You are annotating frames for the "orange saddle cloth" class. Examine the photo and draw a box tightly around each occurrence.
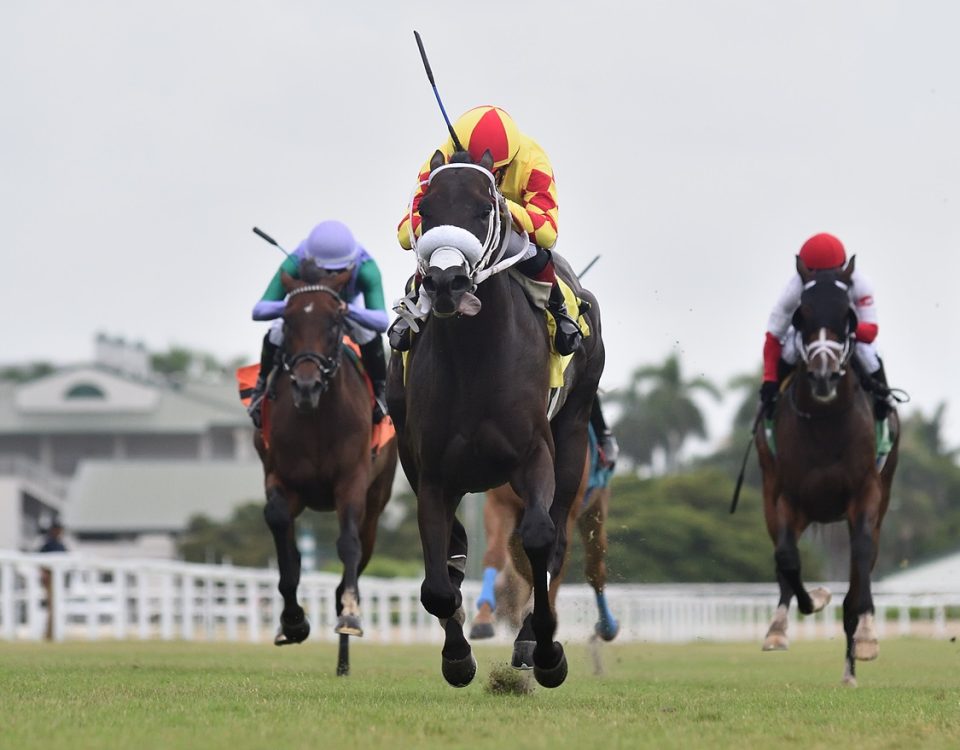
[236,337,395,454]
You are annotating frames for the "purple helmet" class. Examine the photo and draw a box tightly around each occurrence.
[302,220,359,269]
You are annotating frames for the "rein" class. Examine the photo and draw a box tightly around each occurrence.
[282,284,346,387]
[406,163,523,284]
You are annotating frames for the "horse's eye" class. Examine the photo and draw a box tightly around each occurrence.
[478,204,492,219]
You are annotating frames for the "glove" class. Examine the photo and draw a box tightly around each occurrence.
[759,380,779,418]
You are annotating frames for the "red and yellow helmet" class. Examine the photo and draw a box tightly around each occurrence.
[799,232,846,270]
[451,105,521,169]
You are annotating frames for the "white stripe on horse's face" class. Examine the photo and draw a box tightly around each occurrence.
[304,302,314,314]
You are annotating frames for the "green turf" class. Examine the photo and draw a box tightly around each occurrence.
[1,638,958,749]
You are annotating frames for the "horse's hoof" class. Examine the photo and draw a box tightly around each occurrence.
[335,615,363,637]
[854,614,879,660]
[595,618,620,642]
[470,621,495,640]
[533,643,568,689]
[854,638,879,661]
[809,586,832,613]
[762,634,789,651]
[441,651,477,688]
[274,614,310,646]
[841,674,858,687]
[511,640,536,671]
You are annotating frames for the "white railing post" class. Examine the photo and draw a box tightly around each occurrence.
[0,561,13,640]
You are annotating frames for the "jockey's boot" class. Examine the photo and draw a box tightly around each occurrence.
[387,316,412,352]
[869,361,892,421]
[359,339,388,423]
[590,397,619,469]
[548,284,583,356]
[248,334,279,430]
[517,246,582,356]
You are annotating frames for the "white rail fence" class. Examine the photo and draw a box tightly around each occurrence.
[2,551,958,644]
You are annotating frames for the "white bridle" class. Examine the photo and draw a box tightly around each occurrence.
[406,163,526,284]
[798,327,854,374]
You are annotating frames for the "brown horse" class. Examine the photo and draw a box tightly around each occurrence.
[387,150,605,688]
[756,255,899,686]
[470,432,619,644]
[255,259,398,676]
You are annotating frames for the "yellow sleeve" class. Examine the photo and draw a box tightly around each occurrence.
[504,144,559,249]
[396,142,456,249]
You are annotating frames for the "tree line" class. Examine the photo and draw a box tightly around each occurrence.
[173,352,960,582]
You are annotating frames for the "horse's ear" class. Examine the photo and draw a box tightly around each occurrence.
[281,271,296,293]
[840,254,856,285]
[479,149,495,173]
[796,254,815,284]
[430,150,446,172]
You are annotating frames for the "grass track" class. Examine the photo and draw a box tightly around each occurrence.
[1,638,959,749]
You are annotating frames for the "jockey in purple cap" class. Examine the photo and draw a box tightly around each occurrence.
[247,220,389,426]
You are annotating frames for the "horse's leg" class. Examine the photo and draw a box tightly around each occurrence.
[579,487,619,641]
[470,489,515,640]
[771,496,829,617]
[263,481,309,645]
[417,482,475,687]
[842,481,883,686]
[334,474,368,639]
[511,439,566,688]
[761,481,794,650]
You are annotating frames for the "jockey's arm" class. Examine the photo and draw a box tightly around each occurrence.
[850,269,878,343]
[397,144,456,249]
[762,275,803,381]
[347,258,389,333]
[252,254,299,321]
[504,154,559,250]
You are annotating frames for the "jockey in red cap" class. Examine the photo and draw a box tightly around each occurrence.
[759,232,891,421]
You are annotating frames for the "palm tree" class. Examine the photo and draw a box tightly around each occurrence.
[609,354,722,473]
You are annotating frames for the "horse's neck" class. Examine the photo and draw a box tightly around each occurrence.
[428,273,517,348]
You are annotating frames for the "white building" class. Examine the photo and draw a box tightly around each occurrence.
[0,340,262,556]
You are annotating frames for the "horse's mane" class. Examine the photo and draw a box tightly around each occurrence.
[449,150,473,164]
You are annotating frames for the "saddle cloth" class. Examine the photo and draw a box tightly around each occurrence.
[235,337,395,454]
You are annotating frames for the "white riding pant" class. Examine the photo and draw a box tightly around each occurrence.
[781,327,880,373]
[268,316,377,347]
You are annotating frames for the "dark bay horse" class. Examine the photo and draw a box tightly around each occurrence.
[387,150,604,688]
[755,255,899,686]
[470,437,619,644]
[255,260,398,676]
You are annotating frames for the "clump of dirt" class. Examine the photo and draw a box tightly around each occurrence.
[485,664,534,696]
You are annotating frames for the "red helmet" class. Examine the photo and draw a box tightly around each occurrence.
[451,106,521,169]
[798,233,846,270]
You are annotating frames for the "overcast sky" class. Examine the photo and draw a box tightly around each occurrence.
[3,1,959,444]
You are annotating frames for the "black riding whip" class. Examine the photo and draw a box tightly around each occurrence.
[729,403,764,514]
[252,226,292,258]
[413,30,465,152]
[578,254,601,279]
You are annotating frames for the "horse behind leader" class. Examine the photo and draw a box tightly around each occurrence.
[470,428,619,646]
[251,260,398,677]
[387,150,605,689]
[756,255,899,687]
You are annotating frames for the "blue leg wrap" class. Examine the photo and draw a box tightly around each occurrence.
[595,590,619,640]
[477,566,497,610]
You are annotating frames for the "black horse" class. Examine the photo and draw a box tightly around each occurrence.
[756,255,899,686]
[387,150,605,688]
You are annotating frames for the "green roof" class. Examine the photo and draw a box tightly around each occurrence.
[64,460,264,532]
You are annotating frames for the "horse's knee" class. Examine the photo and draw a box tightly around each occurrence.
[421,581,458,619]
[263,492,290,533]
[519,507,555,556]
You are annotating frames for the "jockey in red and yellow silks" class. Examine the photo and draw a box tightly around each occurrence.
[397,106,560,253]
[759,232,892,421]
[392,105,581,357]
